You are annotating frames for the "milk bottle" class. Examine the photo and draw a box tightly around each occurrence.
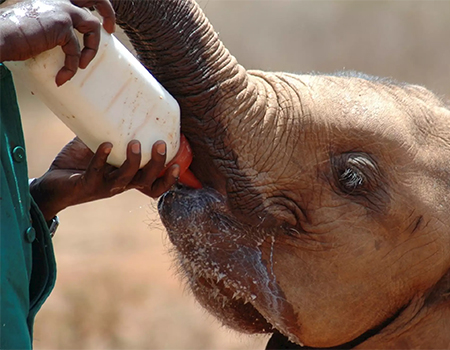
[5,28,180,169]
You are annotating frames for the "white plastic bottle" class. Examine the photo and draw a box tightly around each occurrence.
[4,28,180,168]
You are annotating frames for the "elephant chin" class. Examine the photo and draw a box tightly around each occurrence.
[158,185,302,346]
[159,185,415,349]
[182,267,275,335]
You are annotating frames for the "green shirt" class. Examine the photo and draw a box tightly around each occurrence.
[0,64,56,349]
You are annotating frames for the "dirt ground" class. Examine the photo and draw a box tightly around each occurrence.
[12,1,449,349]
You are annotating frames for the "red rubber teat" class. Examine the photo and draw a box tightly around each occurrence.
[159,134,202,189]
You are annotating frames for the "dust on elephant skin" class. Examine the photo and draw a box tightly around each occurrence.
[111,0,450,348]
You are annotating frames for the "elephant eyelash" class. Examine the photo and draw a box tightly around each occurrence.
[332,153,379,196]
[339,167,365,193]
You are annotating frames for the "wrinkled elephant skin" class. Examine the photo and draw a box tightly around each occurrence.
[110,0,450,348]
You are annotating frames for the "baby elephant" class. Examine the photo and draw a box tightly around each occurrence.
[111,0,450,348]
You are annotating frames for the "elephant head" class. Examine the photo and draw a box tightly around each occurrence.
[110,0,450,348]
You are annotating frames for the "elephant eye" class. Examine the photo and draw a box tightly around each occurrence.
[339,167,364,192]
[333,153,379,196]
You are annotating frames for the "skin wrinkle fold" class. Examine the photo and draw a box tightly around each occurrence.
[406,250,440,275]
[384,236,440,268]
[111,0,450,347]
[261,91,290,173]
[275,75,307,160]
[223,86,293,223]
[17,24,33,54]
[409,215,423,234]
[226,73,303,225]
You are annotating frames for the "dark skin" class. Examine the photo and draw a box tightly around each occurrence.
[1,0,179,221]
[0,0,116,85]
[31,139,180,221]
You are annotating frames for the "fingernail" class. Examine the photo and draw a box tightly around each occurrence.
[172,166,180,178]
[131,142,140,155]
[104,145,112,154]
[156,143,166,156]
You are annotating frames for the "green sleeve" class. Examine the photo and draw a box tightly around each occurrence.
[0,63,56,349]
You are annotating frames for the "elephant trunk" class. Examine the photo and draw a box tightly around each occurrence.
[110,0,253,190]
[110,0,304,226]
[110,0,244,123]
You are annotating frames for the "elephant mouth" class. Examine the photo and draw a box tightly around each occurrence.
[158,185,301,346]
[158,186,395,349]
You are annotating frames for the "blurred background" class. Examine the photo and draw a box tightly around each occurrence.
[12,1,449,349]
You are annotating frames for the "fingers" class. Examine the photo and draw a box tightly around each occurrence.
[70,7,101,69]
[82,141,143,198]
[83,140,178,200]
[55,28,80,86]
[130,141,167,187]
[57,1,115,85]
[130,141,179,198]
[1,1,113,83]
[84,141,113,182]
[92,0,116,33]
[71,0,116,33]
[54,6,98,85]
[145,164,179,198]
[106,140,142,193]
[56,5,103,84]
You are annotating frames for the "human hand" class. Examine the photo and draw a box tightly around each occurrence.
[30,138,179,221]
[70,0,115,34]
[0,0,115,85]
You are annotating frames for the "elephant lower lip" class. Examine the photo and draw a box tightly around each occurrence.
[266,332,303,350]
